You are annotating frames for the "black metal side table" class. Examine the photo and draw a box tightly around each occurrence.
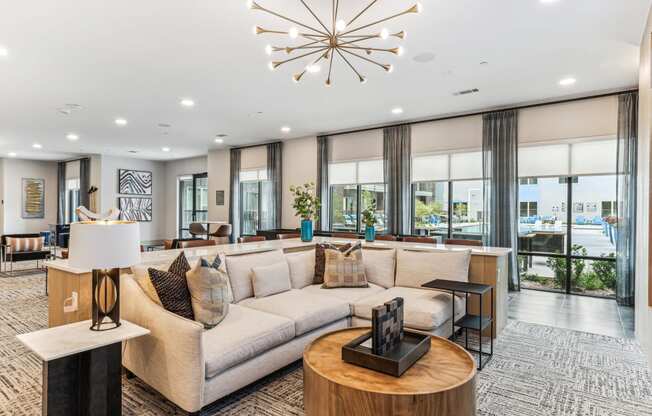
[422,279,494,370]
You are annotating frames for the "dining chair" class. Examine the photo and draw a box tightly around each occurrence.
[177,239,217,249]
[444,238,483,247]
[237,236,266,243]
[402,236,437,244]
[189,223,208,238]
[277,233,300,240]
[331,232,359,239]
[209,224,232,245]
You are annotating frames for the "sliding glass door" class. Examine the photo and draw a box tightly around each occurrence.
[178,173,208,238]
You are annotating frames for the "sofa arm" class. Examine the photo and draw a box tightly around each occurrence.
[121,274,206,413]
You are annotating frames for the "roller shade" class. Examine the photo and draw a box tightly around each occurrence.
[329,160,384,185]
[519,144,569,177]
[570,140,617,175]
[330,130,383,162]
[450,151,482,180]
[412,115,482,154]
[518,139,617,177]
[241,146,267,170]
[412,154,448,182]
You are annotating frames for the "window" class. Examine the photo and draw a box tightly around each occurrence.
[601,201,616,218]
[520,201,538,217]
[65,178,80,223]
[520,178,538,185]
[329,160,385,233]
[239,169,268,235]
[411,151,484,242]
[178,173,208,238]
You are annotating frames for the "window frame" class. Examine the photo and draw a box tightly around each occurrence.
[328,182,386,233]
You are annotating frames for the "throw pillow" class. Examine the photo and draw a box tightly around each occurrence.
[363,248,396,288]
[314,243,352,284]
[225,249,286,302]
[148,252,194,320]
[186,256,231,329]
[322,243,369,289]
[131,264,164,306]
[251,261,292,298]
[286,249,316,289]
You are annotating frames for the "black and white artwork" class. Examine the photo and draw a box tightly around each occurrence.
[119,169,152,195]
[119,197,152,222]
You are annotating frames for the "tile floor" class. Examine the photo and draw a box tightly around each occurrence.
[508,289,634,338]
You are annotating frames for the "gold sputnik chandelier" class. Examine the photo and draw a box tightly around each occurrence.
[246,0,422,86]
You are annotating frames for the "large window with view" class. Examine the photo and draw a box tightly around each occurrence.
[412,151,484,242]
[329,160,386,233]
[239,168,268,236]
[517,140,618,298]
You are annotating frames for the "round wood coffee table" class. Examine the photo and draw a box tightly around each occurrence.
[303,327,477,416]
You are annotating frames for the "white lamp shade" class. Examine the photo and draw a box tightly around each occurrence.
[68,221,141,269]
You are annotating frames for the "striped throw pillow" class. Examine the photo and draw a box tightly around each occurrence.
[322,243,369,289]
[6,237,44,252]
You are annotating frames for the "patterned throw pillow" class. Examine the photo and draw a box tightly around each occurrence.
[148,252,194,320]
[6,237,44,253]
[186,255,231,329]
[322,243,369,289]
[313,243,352,284]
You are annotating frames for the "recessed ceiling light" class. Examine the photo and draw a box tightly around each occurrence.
[559,77,576,86]
[32,143,42,149]
[214,138,224,144]
[0,46,8,57]
[162,147,171,152]
[8,152,16,157]
[391,107,404,115]
[66,133,79,141]
[540,0,560,3]
[158,123,172,128]
[413,52,435,63]
[281,126,291,133]
[115,118,128,126]
[180,98,195,107]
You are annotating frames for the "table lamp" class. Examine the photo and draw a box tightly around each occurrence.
[68,221,141,331]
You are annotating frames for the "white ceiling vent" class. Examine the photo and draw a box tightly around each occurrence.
[453,88,479,96]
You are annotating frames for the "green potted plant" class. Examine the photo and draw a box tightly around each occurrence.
[361,200,377,242]
[290,182,321,242]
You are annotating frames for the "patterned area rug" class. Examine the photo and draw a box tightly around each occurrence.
[2,270,652,415]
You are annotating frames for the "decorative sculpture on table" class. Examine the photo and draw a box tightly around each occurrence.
[371,297,404,355]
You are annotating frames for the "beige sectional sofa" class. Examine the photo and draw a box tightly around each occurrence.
[121,246,472,414]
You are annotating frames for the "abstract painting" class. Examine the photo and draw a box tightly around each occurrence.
[118,169,152,195]
[119,197,152,222]
[22,178,45,219]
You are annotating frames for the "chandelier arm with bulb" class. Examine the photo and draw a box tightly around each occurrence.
[247,0,421,85]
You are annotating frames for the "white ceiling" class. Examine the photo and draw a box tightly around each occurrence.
[0,0,648,161]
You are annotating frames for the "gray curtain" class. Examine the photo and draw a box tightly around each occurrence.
[383,125,412,235]
[229,149,241,242]
[316,136,330,231]
[56,161,66,224]
[616,92,638,306]
[79,158,91,209]
[263,142,283,230]
[482,110,519,291]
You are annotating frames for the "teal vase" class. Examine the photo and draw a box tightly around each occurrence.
[365,225,376,242]
[301,219,313,242]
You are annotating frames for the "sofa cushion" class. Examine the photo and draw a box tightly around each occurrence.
[239,289,350,336]
[251,261,292,298]
[301,283,386,304]
[363,248,396,288]
[225,250,286,302]
[186,258,230,329]
[203,304,295,378]
[285,250,315,289]
[395,249,471,289]
[322,243,368,289]
[6,236,44,252]
[353,286,465,331]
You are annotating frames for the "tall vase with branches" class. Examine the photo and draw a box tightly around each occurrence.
[290,183,321,242]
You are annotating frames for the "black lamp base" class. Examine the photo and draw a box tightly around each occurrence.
[90,268,121,331]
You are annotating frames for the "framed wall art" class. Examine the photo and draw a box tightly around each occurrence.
[118,169,152,195]
[119,197,152,222]
[22,178,45,219]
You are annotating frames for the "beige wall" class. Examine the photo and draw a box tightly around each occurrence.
[2,158,58,234]
[637,6,652,366]
[282,136,317,229]
[207,149,230,223]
